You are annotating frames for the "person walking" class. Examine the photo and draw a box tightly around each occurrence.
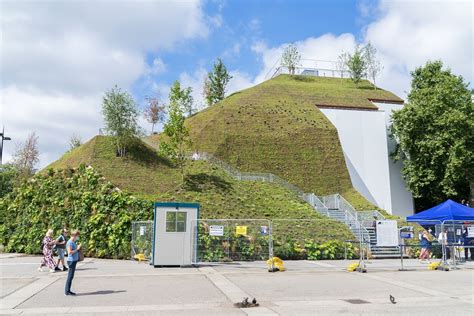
[38,229,58,273]
[419,230,432,262]
[65,230,81,296]
[55,228,68,271]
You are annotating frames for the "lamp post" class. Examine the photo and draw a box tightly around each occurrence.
[0,127,12,165]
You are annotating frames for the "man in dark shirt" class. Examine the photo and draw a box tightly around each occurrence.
[55,228,68,271]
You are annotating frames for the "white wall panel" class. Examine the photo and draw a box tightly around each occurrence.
[320,105,414,216]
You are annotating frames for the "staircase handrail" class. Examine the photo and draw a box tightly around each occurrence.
[194,152,370,243]
[195,152,305,197]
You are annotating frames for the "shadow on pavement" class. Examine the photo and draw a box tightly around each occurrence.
[76,290,126,296]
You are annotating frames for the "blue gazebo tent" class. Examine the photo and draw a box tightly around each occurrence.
[407,199,474,225]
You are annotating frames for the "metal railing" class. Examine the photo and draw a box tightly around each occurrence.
[195,152,305,197]
[194,153,370,244]
[263,59,354,80]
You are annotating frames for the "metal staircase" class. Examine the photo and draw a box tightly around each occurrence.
[190,152,401,258]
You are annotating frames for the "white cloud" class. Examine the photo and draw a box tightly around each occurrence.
[364,0,473,97]
[149,58,167,76]
[1,86,102,166]
[0,0,209,167]
[251,0,472,98]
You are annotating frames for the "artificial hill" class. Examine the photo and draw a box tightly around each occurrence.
[45,136,327,220]
[0,136,355,258]
[149,74,402,209]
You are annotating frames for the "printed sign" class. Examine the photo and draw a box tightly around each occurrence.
[260,226,268,235]
[209,225,224,236]
[468,226,474,238]
[400,231,414,239]
[235,226,247,236]
[140,226,146,236]
[376,220,399,246]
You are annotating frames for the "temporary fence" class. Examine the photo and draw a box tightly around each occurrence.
[271,218,366,263]
[190,219,272,264]
[131,221,154,261]
[190,218,368,264]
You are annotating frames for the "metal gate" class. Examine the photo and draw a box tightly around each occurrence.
[191,219,272,263]
[131,221,154,261]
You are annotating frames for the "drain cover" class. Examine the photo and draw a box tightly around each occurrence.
[343,299,370,304]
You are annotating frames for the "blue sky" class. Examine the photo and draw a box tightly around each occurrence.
[133,0,374,102]
[1,0,472,167]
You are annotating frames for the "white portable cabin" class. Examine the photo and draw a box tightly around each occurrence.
[152,202,199,267]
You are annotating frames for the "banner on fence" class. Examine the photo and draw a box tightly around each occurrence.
[236,226,247,236]
[466,226,474,238]
[376,220,398,246]
[209,225,224,236]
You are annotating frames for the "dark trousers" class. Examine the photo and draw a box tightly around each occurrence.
[465,247,474,260]
[65,260,77,294]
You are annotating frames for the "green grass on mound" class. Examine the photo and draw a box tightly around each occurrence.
[47,136,339,220]
[150,75,396,210]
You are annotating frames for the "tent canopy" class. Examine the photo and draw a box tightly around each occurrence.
[407,199,474,225]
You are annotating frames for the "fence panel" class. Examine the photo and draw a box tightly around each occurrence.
[272,218,361,260]
[131,221,154,261]
[191,219,272,263]
[441,220,474,266]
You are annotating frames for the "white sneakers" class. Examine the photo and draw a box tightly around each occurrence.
[38,267,58,273]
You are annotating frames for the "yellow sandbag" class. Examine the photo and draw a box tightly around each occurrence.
[347,262,359,272]
[267,257,285,271]
[428,261,441,270]
[134,253,146,262]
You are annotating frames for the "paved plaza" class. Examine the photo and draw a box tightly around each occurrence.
[1,253,473,315]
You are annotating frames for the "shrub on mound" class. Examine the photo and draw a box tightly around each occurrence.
[0,166,152,258]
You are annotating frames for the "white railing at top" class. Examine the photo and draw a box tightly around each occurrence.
[270,65,351,80]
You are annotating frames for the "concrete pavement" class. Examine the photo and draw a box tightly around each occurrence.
[1,254,473,315]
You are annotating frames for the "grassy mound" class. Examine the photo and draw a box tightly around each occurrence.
[149,75,400,209]
[47,136,335,219]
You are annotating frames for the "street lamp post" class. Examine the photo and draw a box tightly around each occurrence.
[0,127,12,165]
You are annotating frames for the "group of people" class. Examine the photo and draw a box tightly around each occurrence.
[419,227,474,262]
[38,228,82,296]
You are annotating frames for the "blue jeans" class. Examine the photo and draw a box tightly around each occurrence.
[65,260,77,294]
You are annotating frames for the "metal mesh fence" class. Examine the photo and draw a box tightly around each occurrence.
[131,221,154,261]
[190,219,272,263]
[272,219,361,260]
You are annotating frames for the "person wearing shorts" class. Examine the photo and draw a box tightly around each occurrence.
[55,228,68,271]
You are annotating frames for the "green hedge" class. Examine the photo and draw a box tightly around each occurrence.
[0,166,152,258]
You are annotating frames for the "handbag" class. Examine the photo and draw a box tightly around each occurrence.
[78,249,84,262]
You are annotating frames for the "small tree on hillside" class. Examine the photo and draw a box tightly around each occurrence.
[363,42,382,89]
[160,81,192,181]
[336,52,349,78]
[204,58,232,106]
[12,132,39,181]
[391,61,474,207]
[102,85,140,157]
[144,96,166,134]
[181,87,194,117]
[281,44,301,75]
[68,134,82,151]
[344,45,366,84]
